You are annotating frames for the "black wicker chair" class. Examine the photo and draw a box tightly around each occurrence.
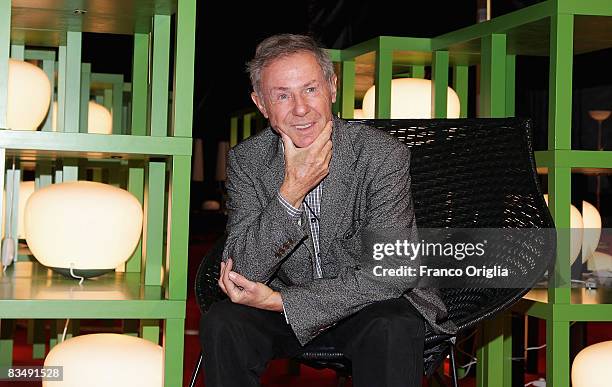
[189,118,555,387]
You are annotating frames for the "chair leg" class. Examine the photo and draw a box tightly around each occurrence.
[449,345,459,387]
[188,351,204,387]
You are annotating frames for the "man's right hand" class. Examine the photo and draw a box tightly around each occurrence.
[279,121,333,208]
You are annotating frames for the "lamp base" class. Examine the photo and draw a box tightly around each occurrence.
[50,267,114,279]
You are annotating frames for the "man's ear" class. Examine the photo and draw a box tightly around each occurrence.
[330,74,338,104]
[251,92,268,119]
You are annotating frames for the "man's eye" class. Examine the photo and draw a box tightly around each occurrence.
[306,87,316,93]
[277,94,289,101]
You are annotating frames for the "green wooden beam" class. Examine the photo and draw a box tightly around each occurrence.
[64,31,82,133]
[112,76,124,134]
[453,65,469,118]
[340,60,355,119]
[546,320,570,387]
[548,166,572,305]
[411,65,425,79]
[480,34,507,117]
[127,165,144,273]
[143,161,166,286]
[10,44,24,60]
[41,57,55,132]
[242,113,252,139]
[548,13,574,150]
[559,0,612,16]
[131,33,149,136]
[431,51,449,118]
[167,155,190,300]
[375,45,392,119]
[505,55,516,116]
[80,63,91,134]
[172,0,196,137]
[163,318,185,387]
[151,14,171,137]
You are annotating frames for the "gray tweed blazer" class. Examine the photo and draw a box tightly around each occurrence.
[223,116,458,345]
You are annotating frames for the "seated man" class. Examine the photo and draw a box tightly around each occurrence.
[200,33,455,387]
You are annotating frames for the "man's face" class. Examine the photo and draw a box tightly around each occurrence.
[251,51,337,148]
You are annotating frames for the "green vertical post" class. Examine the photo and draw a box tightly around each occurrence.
[547,320,570,387]
[242,113,251,139]
[143,161,166,286]
[411,65,425,79]
[57,47,66,132]
[0,0,9,129]
[80,63,91,134]
[127,164,144,272]
[112,76,124,134]
[167,155,190,300]
[375,44,392,118]
[453,66,469,118]
[230,117,238,147]
[103,89,112,111]
[150,14,171,137]
[131,33,149,136]
[477,317,505,387]
[549,13,573,150]
[0,320,14,366]
[505,55,516,116]
[480,34,507,117]
[341,60,355,118]
[431,50,449,118]
[64,31,82,133]
[502,314,513,387]
[171,0,196,137]
[163,318,185,387]
[41,57,56,131]
[141,320,160,344]
[10,44,23,60]
[549,167,572,304]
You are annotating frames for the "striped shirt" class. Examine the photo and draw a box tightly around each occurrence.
[277,183,323,279]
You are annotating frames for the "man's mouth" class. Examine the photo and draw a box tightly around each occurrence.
[294,123,313,130]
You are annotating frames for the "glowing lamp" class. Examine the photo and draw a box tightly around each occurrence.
[362,78,461,119]
[43,334,162,387]
[7,59,52,130]
[353,109,365,119]
[52,101,112,134]
[572,341,612,387]
[24,181,143,278]
[543,194,583,264]
[587,252,612,275]
[581,200,601,263]
[87,101,113,134]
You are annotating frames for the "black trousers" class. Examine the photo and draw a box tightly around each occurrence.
[199,296,425,387]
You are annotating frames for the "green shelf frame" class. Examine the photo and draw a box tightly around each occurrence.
[324,1,612,386]
[0,1,196,386]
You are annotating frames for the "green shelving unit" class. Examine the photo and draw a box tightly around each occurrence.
[330,1,612,386]
[0,1,196,386]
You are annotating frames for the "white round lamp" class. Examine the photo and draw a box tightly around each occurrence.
[24,181,143,278]
[353,108,365,119]
[43,333,162,387]
[362,78,461,119]
[87,101,113,134]
[52,101,112,134]
[7,59,51,130]
[581,200,601,263]
[572,341,612,387]
[543,194,583,264]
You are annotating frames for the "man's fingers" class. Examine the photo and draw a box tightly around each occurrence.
[218,262,227,294]
[228,271,256,292]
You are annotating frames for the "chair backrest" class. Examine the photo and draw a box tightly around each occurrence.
[361,118,555,332]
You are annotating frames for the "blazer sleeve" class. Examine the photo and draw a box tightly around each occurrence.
[223,148,308,283]
[280,143,420,345]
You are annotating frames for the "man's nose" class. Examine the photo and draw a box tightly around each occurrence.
[292,94,310,116]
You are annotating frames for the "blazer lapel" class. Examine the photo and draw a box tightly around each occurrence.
[262,133,285,199]
[319,117,357,261]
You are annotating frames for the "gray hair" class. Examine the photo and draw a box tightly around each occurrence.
[247,34,335,97]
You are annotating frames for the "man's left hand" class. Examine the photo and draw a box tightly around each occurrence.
[218,258,284,312]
